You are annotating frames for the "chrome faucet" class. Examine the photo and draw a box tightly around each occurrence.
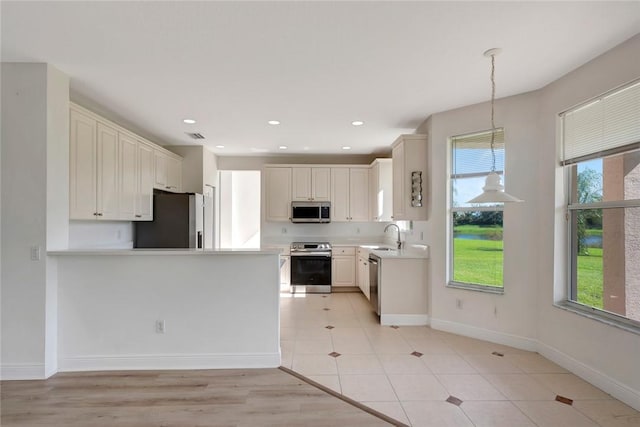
[384,223,402,249]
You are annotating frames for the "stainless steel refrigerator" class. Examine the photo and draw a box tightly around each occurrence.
[134,192,214,248]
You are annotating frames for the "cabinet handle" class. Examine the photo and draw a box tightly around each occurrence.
[135,214,142,218]
[93,212,98,216]
[97,213,103,216]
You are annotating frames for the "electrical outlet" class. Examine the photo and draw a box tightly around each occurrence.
[281,227,287,234]
[494,306,498,317]
[356,227,360,234]
[456,299,463,309]
[420,231,424,240]
[155,320,165,334]
[30,246,41,261]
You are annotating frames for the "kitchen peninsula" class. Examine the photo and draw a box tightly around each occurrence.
[49,248,282,372]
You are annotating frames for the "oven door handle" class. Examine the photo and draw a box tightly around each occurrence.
[290,252,332,257]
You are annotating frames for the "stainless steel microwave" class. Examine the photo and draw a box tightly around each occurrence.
[291,201,331,223]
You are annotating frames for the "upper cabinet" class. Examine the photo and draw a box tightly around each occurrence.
[264,167,292,222]
[369,158,393,222]
[69,103,182,221]
[292,167,331,201]
[331,167,369,222]
[392,134,427,221]
[154,150,182,193]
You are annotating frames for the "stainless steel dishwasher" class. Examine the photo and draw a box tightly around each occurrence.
[368,254,381,315]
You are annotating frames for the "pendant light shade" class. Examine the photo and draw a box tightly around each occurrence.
[468,172,523,203]
[467,48,523,204]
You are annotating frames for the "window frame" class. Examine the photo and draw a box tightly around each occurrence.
[563,152,640,331]
[447,130,506,294]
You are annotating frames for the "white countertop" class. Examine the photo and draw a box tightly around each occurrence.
[49,248,282,256]
[368,247,429,259]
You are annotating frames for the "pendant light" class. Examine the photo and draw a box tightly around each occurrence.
[467,48,523,204]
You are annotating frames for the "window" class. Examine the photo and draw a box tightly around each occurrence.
[449,129,505,291]
[562,78,640,327]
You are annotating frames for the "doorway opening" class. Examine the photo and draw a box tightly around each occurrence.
[219,170,261,248]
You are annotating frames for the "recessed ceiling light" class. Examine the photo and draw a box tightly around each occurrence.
[279,145,288,150]
[342,146,352,150]
[268,120,281,125]
[215,145,225,149]
[351,120,364,126]
[183,119,196,124]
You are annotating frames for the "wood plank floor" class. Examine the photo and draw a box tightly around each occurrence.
[1,369,395,426]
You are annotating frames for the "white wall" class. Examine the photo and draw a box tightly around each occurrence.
[1,63,69,379]
[219,171,261,248]
[56,253,280,370]
[423,90,541,344]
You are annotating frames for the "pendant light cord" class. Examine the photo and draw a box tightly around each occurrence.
[490,54,496,172]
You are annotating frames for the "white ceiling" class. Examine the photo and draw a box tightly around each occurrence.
[2,1,639,156]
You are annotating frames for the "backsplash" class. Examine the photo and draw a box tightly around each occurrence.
[262,221,389,244]
[69,221,134,249]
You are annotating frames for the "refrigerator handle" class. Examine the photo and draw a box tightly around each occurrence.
[197,231,203,249]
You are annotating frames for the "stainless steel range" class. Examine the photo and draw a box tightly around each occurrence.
[290,242,332,294]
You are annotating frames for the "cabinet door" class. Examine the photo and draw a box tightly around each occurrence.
[96,122,119,220]
[369,164,379,221]
[118,133,138,220]
[280,255,291,290]
[69,109,98,219]
[331,168,350,221]
[392,143,405,220]
[154,151,168,189]
[167,156,182,192]
[291,167,312,201]
[349,168,369,221]
[136,142,154,220]
[265,167,292,221]
[332,256,356,287]
[377,160,393,222]
[311,167,331,201]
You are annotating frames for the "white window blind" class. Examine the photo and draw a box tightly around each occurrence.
[451,129,504,177]
[562,79,640,164]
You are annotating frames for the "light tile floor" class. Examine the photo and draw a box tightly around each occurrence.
[280,292,640,427]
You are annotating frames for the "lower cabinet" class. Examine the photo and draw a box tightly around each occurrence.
[332,247,356,287]
[280,255,291,291]
[357,248,371,300]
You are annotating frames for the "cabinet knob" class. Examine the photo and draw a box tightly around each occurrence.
[93,212,98,216]
[135,214,142,218]
[97,213,103,216]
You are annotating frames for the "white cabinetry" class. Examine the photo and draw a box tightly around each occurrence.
[369,159,393,222]
[264,167,292,222]
[357,247,370,299]
[118,133,138,220]
[69,108,120,220]
[332,247,356,287]
[392,134,428,221]
[69,103,182,221]
[154,150,182,193]
[136,142,154,220]
[331,167,369,222]
[280,255,291,290]
[69,108,98,219]
[292,167,331,201]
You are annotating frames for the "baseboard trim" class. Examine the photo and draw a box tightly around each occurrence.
[380,314,429,326]
[58,352,281,372]
[430,318,537,352]
[537,342,640,411]
[1,363,46,380]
